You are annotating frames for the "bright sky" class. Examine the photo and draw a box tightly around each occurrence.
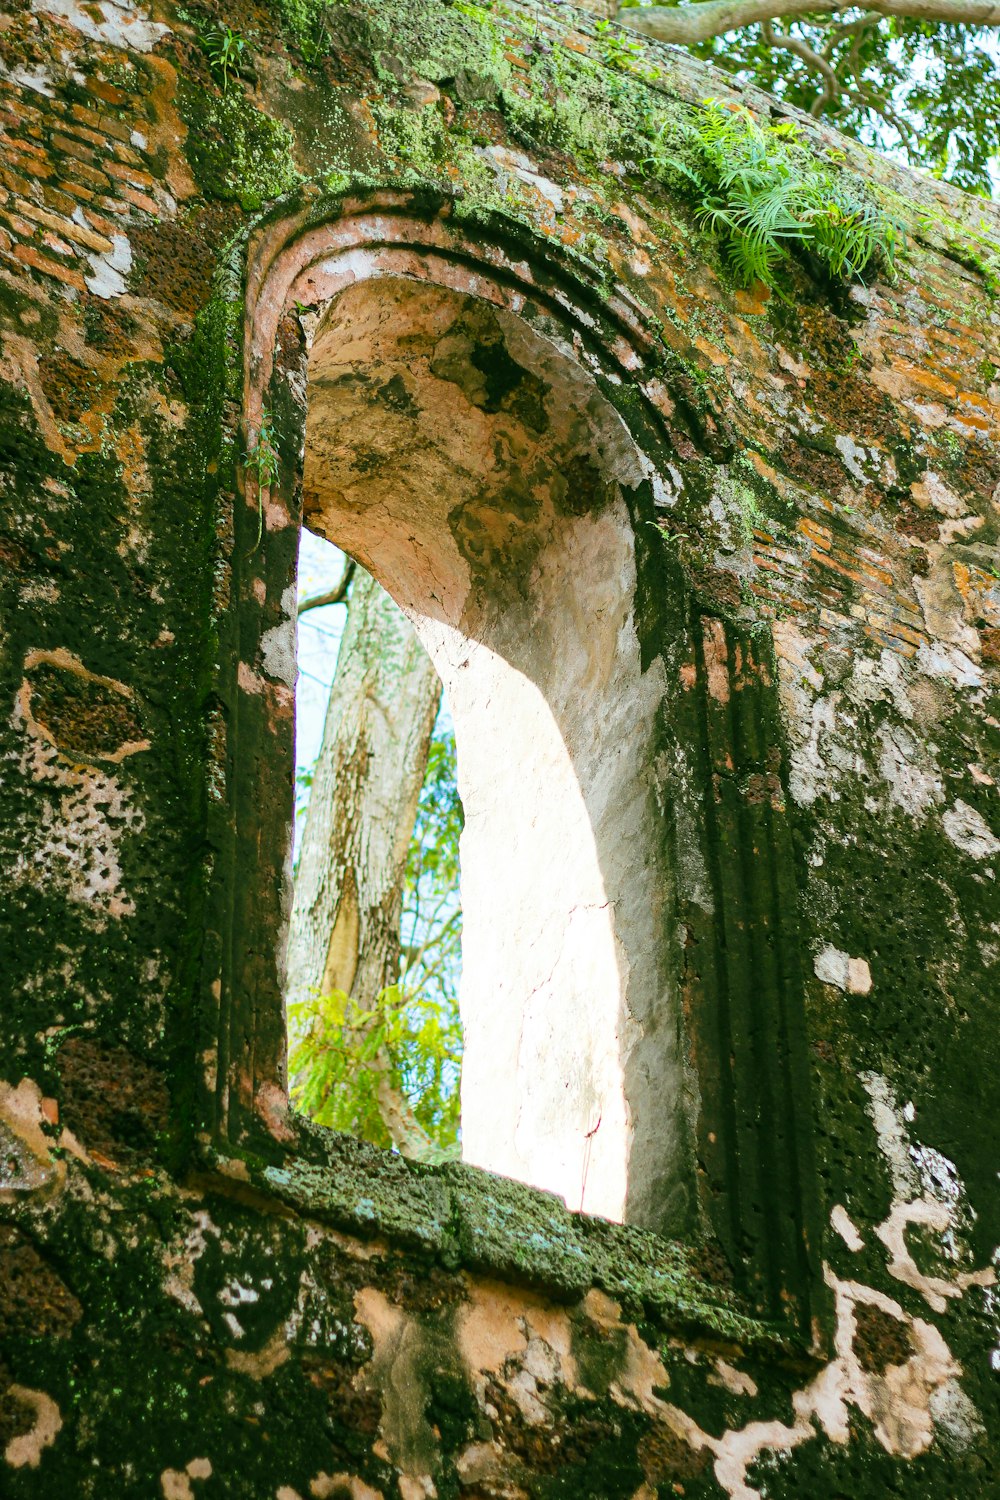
[294,528,349,846]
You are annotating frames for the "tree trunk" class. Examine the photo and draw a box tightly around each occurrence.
[286,566,443,1150]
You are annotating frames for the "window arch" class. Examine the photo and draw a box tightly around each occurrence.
[205,189,821,1331]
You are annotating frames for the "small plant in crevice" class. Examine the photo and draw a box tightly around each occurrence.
[199,24,248,93]
[594,19,644,71]
[245,410,281,551]
[245,410,281,486]
[649,101,902,294]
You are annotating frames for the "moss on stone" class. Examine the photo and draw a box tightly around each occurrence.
[181,84,301,211]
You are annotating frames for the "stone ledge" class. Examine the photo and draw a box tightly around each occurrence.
[206,1126,811,1362]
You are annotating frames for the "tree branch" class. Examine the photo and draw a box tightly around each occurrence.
[297,558,356,616]
[618,0,1000,48]
[759,19,842,112]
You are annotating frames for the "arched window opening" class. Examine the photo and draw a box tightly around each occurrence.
[220,205,823,1329]
[282,274,693,1237]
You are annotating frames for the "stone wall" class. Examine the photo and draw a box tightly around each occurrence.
[0,1,997,1495]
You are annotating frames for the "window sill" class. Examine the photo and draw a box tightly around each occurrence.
[199,1121,816,1366]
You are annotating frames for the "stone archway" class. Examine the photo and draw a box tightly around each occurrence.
[222,197,822,1323]
[298,275,691,1232]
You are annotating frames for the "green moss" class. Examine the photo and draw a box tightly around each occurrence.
[181,84,301,210]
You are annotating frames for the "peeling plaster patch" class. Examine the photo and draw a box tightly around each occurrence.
[309,1475,384,1500]
[20,648,149,764]
[915,639,982,690]
[9,692,144,923]
[913,562,982,659]
[261,621,298,687]
[942,799,1000,860]
[454,1442,520,1492]
[929,1377,987,1450]
[848,650,913,719]
[354,1287,437,1479]
[860,1071,920,1200]
[669,1263,976,1497]
[876,723,943,815]
[0,61,54,95]
[225,1326,291,1378]
[31,0,170,51]
[675,1076,995,1495]
[482,147,567,215]
[835,434,872,483]
[830,1204,864,1252]
[237,661,268,695]
[398,1477,436,1499]
[824,1271,959,1459]
[813,945,872,994]
[0,1077,61,1194]
[4,1387,62,1469]
[711,1360,758,1398]
[457,1282,529,1379]
[614,1320,672,1409]
[874,1200,994,1314]
[85,233,132,299]
[911,469,967,517]
[861,1073,996,1311]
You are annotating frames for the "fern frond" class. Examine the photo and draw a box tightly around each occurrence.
[649,99,901,292]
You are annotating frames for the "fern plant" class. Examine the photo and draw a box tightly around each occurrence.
[651,102,902,293]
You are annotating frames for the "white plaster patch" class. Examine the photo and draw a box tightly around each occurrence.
[876,723,943,816]
[929,1377,987,1450]
[31,0,170,51]
[482,147,567,215]
[85,233,132,299]
[830,1203,864,1252]
[941,799,1000,860]
[861,1072,996,1312]
[4,1387,62,1469]
[835,434,872,483]
[910,469,967,517]
[860,1071,920,1200]
[813,946,872,994]
[915,639,982,690]
[0,60,55,95]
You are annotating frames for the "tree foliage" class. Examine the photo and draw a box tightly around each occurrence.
[620,1,1000,194]
[289,715,464,1160]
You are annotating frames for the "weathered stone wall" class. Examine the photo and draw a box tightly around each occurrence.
[1,0,998,1495]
